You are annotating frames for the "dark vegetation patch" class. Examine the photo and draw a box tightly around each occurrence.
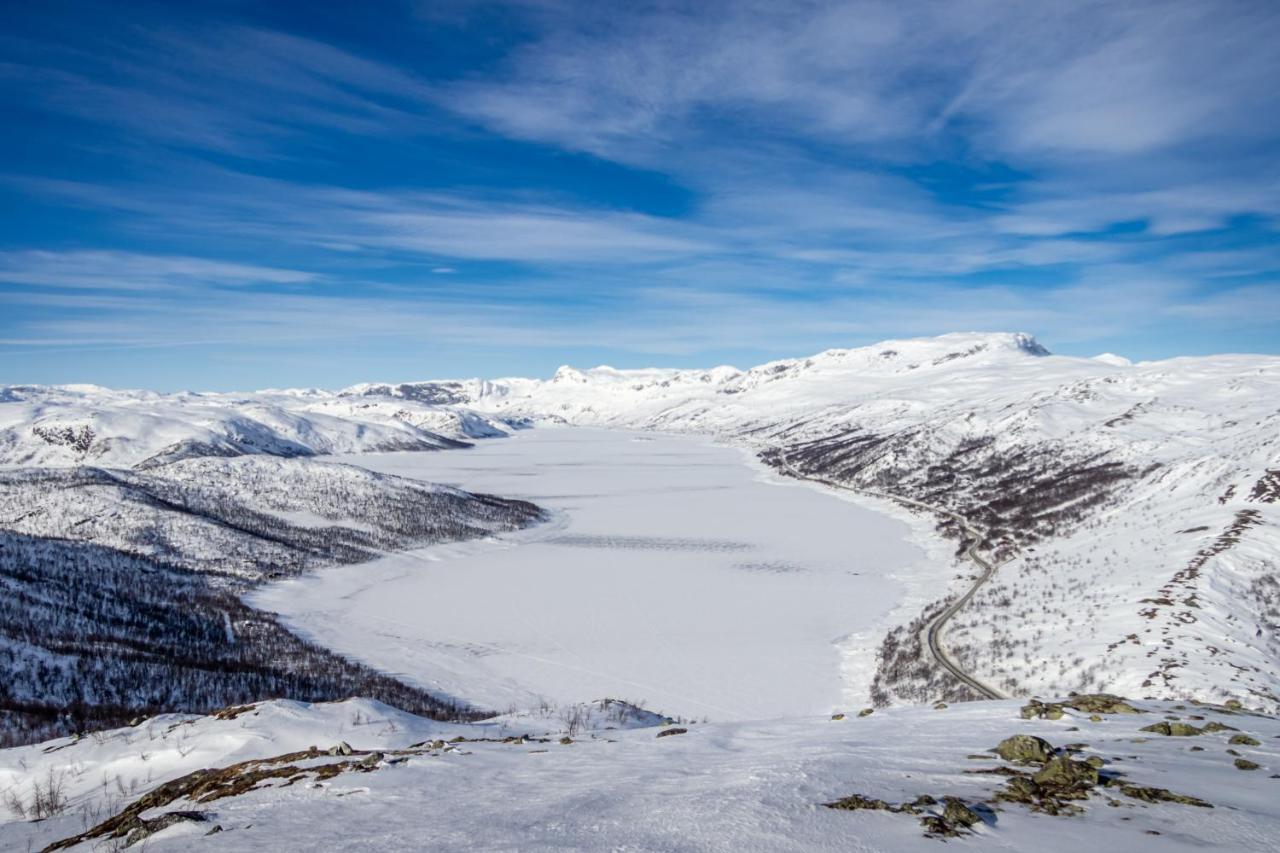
[761,424,1141,704]
[0,533,487,746]
[0,461,544,746]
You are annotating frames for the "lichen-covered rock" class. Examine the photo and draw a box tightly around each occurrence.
[858,708,874,718]
[942,798,981,827]
[1228,734,1261,746]
[999,776,1041,803]
[1141,722,1203,737]
[1119,785,1212,808]
[1021,699,1066,720]
[825,793,894,812]
[994,734,1055,764]
[1064,694,1142,715]
[920,800,982,838]
[1033,756,1099,791]
[1234,758,1260,771]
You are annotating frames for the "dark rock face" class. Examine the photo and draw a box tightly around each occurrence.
[656,727,688,738]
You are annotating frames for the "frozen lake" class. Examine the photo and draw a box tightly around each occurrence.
[252,428,927,721]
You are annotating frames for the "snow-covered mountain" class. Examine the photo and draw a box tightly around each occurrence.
[2,331,1278,851]
[449,332,1279,710]
[1,331,1276,711]
[0,454,544,746]
[0,384,519,469]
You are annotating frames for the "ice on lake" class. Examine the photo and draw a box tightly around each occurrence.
[251,428,927,720]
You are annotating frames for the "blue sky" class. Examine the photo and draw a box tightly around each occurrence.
[1,0,1278,390]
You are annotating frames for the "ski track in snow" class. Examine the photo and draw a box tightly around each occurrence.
[250,428,930,720]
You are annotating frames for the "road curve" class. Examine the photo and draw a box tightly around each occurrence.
[778,463,1007,701]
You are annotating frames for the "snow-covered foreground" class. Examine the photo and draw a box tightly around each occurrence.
[3,695,1276,852]
[251,428,934,720]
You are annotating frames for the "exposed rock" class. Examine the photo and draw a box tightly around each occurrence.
[1235,758,1261,771]
[1064,694,1142,715]
[1000,776,1040,803]
[560,736,573,745]
[124,811,208,847]
[1140,722,1207,736]
[921,799,982,837]
[329,741,354,756]
[1229,734,1261,746]
[1033,757,1099,792]
[858,708,875,718]
[1119,785,1212,808]
[825,794,895,812]
[656,727,688,738]
[1021,699,1065,720]
[831,713,845,720]
[994,734,1055,764]
[943,798,981,827]
[212,703,257,721]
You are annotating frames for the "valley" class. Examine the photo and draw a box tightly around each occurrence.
[252,428,934,720]
[1,332,1277,851]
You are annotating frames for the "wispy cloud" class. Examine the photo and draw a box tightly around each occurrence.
[1,24,438,155]
[0,1,1276,386]
[0,250,315,291]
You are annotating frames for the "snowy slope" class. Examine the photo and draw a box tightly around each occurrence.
[0,385,517,469]
[440,333,1280,711]
[2,694,1277,852]
[1,331,1276,711]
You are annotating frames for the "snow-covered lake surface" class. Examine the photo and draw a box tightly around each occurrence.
[252,428,928,720]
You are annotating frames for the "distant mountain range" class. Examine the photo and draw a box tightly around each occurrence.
[3,331,1277,713]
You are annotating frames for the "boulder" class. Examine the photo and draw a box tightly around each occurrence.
[942,798,981,828]
[1064,694,1141,715]
[994,734,1055,765]
[1033,756,1099,790]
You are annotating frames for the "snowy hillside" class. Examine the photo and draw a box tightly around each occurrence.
[0,456,543,745]
[1,332,1275,713]
[444,333,1279,712]
[2,693,1276,852]
[0,385,518,469]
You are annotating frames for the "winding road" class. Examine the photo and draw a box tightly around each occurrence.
[779,464,1008,701]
